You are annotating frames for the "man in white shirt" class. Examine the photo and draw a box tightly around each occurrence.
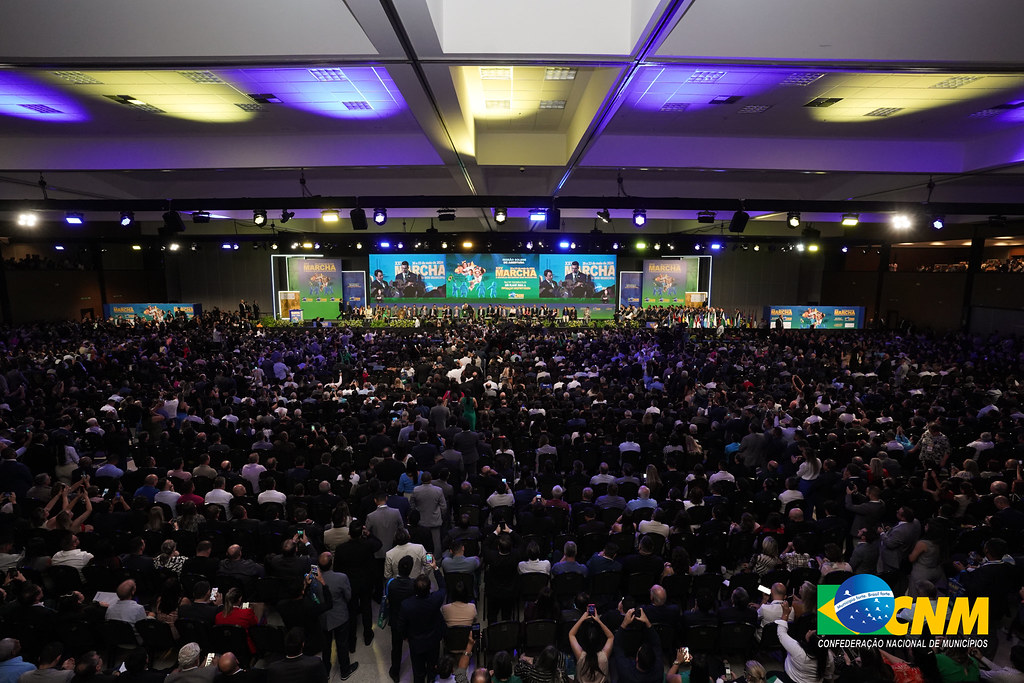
[756,582,790,629]
[256,478,286,505]
[51,534,93,578]
[240,453,266,493]
[155,479,181,517]
[204,478,233,519]
[384,528,427,580]
[708,462,736,486]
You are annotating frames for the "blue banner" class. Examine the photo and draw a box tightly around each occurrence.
[341,271,365,308]
[619,271,642,308]
[764,305,865,329]
[104,303,202,322]
[369,254,447,301]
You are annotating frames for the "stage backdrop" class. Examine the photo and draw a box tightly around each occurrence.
[369,254,447,304]
[641,258,701,306]
[104,303,201,322]
[284,258,359,319]
[765,305,865,329]
[619,271,642,308]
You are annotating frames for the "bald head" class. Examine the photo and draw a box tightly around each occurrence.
[226,545,242,561]
[218,653,239,674]
[771,582,786,599]
[649,585,667,606]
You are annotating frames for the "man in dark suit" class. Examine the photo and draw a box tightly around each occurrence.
[716,587,758,627]
[215,652,266,683]
[640,585,680,628]
[394,262,425,298]
[956,537,1017,647]
[266,628,327,683]
[385,556,417,682]
[397,565,446,683]
[876,506,921,573]
[562,261,595,298]
[334,521,382,652]
[366,492,404,601]
[318,552,357,680]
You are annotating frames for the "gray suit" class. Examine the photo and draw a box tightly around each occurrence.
[738,432,766,470]
[877,519,921,573]
[366,504,404,559]
[320,568,354,674]
[410,483,447,553]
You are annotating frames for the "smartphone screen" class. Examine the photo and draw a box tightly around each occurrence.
[758,585,771,595]
[209,587,219,601]
[425,553,434,565]
[587,604,596,617]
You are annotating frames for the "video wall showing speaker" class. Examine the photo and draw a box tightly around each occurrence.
[369,253,616,304]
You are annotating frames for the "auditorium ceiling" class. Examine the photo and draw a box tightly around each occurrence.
[0,0,1022,240]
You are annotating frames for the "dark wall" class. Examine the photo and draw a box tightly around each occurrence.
[6,271,103,322]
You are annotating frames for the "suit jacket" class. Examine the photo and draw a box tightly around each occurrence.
[410,484,447,528]
[320,570,352,631]
[877,519,921,573]
[845,495,885,536]
[265,655,327,683]
[398,573,446,653]
[165,667,217,683]
[366,504,404,558]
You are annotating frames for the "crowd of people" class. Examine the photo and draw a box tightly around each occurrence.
[0,311,1023,683]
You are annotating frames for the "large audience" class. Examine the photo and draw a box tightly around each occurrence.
[0,312,1023,683]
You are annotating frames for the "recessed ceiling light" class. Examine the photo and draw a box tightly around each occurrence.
[660,102,690,112]
[864,107,903,117]
[687,70,727,84]
[52,71,102,84]
[308,68,347,82]
[235,103,263,112]
[343,101,372,110]
[781,72,826,86]
[544,67,576,81]
[930,75,982,89]
[737,104,772,114]
[17,212,37,227]
[178,70,224,84]
[709,95,743,105]
[19,104,61,114]
[480,67,512,80]
[805,97,843,107]
[485,100,510,109]
[248,93,282,104]
[539,100,566,109]
[969,109,1002,118]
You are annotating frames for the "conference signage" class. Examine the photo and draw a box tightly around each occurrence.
[641,259,700,306]
[765,305,865,329]
[104,303,202,322]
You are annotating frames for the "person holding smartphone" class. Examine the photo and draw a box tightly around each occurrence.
[568,609,614,683]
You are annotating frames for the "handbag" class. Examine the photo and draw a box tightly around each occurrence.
[377,577,395,629]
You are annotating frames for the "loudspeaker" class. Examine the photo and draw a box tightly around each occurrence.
[728,210,749,233]
[545,208,561,230]
[158,210,186,236]
[350,208,368,231]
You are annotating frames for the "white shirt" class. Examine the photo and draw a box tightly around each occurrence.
[205,489,233,517]
[257,490,287,505]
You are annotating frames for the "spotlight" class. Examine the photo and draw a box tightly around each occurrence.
[192,211,211,224]
[559,240,570,249]
[270,242,278,250]
[653,242,661,251]
[632,209,647,227]
[635,241,647,250]
[440,241,448,249]
[17,212,37,227]
[525,241,533,250]
[313,242,320,250]
[808,244,819,252]
[753,244,760,252]
[65,212,84,225]
[380,241,391,249]
[233,243,239,251]
[396,242,404,250]
[54,245,65,251]
[694,243,702,251]
[221,243,233,250]
[280,210,294,224]
[741,244,749,251]
[710,242,723,251]
[302,241,314,249]
[438,208,457,222]
[462,241,473,249]
[697,210,716,224]
[529,209,548,222]
[597,209,610,223]
[841,246,849,253]
[667,243,675,251]
[931,216,945,230]
[350,208,368,230]
[494,208,507,224]
[787,211,801,229]
[570,242,576,250]
[120,211,135,227]
[321,209,340,223]
[611,242,620,250]
[190,243,198,251]
[841,213,860,227]
[892,214,912,230]
[253,209,267,226]
[796,243,806,252]
[168,243,180,251]
[131,244,142,251]
[373,208,388,226]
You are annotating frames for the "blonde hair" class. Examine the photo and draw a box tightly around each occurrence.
[743,661,767,683]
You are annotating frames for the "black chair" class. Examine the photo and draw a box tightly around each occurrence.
[458,505,482,527]
[443,625,473,654]
[725,572,762,603]
[253,576,283,604]
[639,533,665,556]
[578,533,606,561]
[483,620,519,663]
[589,571,623,606]
[718,621,757,657]
[788,567,821,593]
[819,570,854,586]
[58,621,100,657]
[249,625,285,658]
[210,625,251,666]
[652,623,677,658]
[761,569,791,590]
[758,622,783,652]
[518,573,550,605]
[102,619,142,660]
[136,619,177,658]
[600,507,623,527]
[607,531,635,554]
[551,572,585,607]
[522,620,557,655]
[445,572,478,601]
[175,618,211,650]
[681,624,719,652]
[661,573,690,608]
[614,627,645,658]
[626,572,658,602]
[690,573,725,603]
[46,564,84,595]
